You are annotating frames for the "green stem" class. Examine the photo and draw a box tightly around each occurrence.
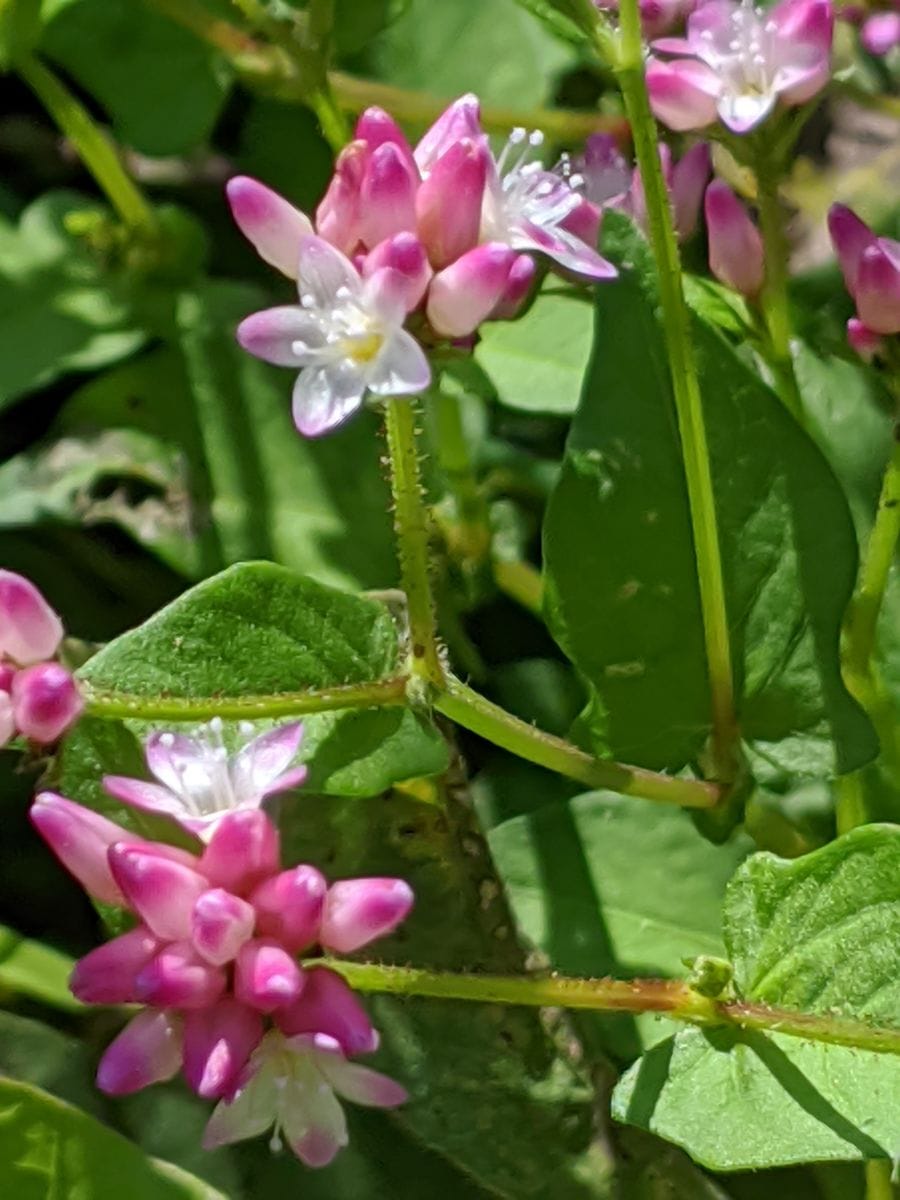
[384,397,445,689]
[319,959,900,1055]
[600,3,740,786]
[309,86,351,152]
[754,166,805,425]
[435,673,720,808]
[865,1162,896,1200]
[18,55,155,231]
[80,676,408,721]
[492,559,543,615]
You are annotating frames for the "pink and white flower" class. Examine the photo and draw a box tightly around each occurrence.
[829,203,900,353]
[647,0,834,134]
[103,718,306,839]
[203,1030,407,1168]
[237,235,431,437]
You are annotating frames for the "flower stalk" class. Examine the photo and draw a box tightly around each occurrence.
[598,0,740,788]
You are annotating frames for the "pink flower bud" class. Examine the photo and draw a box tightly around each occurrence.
[319,877,413,954]
[0,684,14,747]
[427,243,519,338]
[198,810,280,896]
[0,570,63,665]
[491,254,537,320]
[354,107,417,175]
[363,233,432,311]
[30,793,130,906]
[561,197,601,249]
[670,141,711,240]
[225,176,313,279]
[856,241,900,335]
[861,11,900,55]
[704,181,764,298]
[414,94,483,174]
[183,999,264,1099]
[358,143,419,249]
[646,59,720,132]
[416,138,488,269]
[828,203,874,296]
[108,843,208,940]
[70,926,160,1004]
[315,140,368,255]
[96,1009,183,1096]
[251,864,327,951]
[275,966,379,1055]
[191,888,256,966]
[234,938,305,1012]
[11,663,82,743]
[847,317,883,361]
[135,941,227,1009]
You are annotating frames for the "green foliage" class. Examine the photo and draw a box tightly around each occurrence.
[0,923,80,1010]
[543,215,876,776]
[0,0,41,67]
[614,826,900,1169]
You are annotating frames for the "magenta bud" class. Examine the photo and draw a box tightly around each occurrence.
[416,138,488,269]
[234,938,305,1012]
[320,877,413,954]
[704,181,765,299]
[357,143,419,249]
[191,888,256,966]
[828,203,875,296]
[11,662,82,743]
[70,926,160,1004]
[670,141,711,240]
[251,864,327,951]
[354,106,417,174]
[30,793,130,906]
[414,93,483,174]
[315,139,368,255]
[861,11,900,55]
[275,966,379,1055]
[847,317,883,361]
[96,1009,183,1096]
[0,570,63,665]
[427,243,518,338]
[491,254,537,321]
[109,843,208,940]
[135,941,227,1010]
[198,809,281,896]
[856,241,900,336]
[225,175,313,279]
[363,233,432,311]
[183,999,264,1099]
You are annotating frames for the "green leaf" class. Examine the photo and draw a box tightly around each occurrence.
[278,783,617,1199]
[509,0,589,44]
[613,826,900,1170]
[70,561,448,797]
[0,1077,228,1199]
[0,924,79,1010]
[0,1011,103,1116]
[360,0,572,108]
[334,0,412,54]
[476,285,595,415]
[0,0,41,67]
[0,192,145,409]
[489,791,751,1057]
[42,0,230,156]
[542,213,876,776]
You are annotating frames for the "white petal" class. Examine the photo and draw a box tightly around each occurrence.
[297,236,362,308]
[281,1076,348,1167]
[316,1056,408,1109]
[365,330,431,397]
[231,723,304,801]
[145,732,209,799]
[102,776,189,819]
[202,1061,279,1149]
[236,307,325,367]
[291,364,367,438]
[718,90,776,134]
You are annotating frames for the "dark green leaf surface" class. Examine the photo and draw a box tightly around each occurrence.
[543,214,876,775]
[613,826,900,1169]
[0,924,79,1011]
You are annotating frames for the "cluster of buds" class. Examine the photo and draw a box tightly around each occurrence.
[574,133,711,242]
[829,204,900,359]
[227,94,615,437]
[647,0,834,134]
[0,570,82,749]
[842,1,900,55]
[31,790,412,1167]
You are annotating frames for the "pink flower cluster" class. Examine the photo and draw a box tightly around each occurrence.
[31,794,412,1167]
[647,0,833,134]
[227,94,615,438]
[829,205,900,359]
[0,570,82,749]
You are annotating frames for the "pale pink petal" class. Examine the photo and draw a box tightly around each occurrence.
[97,1009,183,1096]
[362,233,432,311]
[491,255,537,320]
[291,363,367,438]
[298,235,362,307]
[358,143,419,249]
[828,204,876,296]
[365,330,431,396]
[236,307,324,367]
[427,243,518,338]
[856,242,900,335]
[30,793,130,906]
[225,176,313,279]
[718,88,777,133]
[646,58,721,131]
[102,776,185,819]
[670,142,711,240]
[0,571,63,665]
[144,731,206,796]
[510,221,618,281]
[355,107,417,174]
[861,11,900,55]
[320,877,414,954]
[234,939,305,1012]
[705,180,765,297]
[415,137,488,268]
[313,1041,408,1108]
[315,140,368,254]
[202,1059,279,1149]
[230,722,304,799]
[108,843,208,939]
[199,810,281,896]
[414,93,483,173]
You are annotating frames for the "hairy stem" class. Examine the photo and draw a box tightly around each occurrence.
[601,2,739,787]
[384,397,445,689]
[754,166,805,425]
[435,674,720,808]
[18,55,155,230]
[865,1162,896,1200]
[320,959,900,1055]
